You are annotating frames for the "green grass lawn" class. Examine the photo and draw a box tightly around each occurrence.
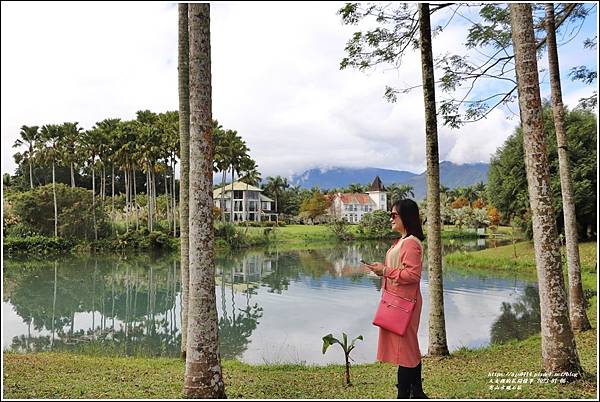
[4,322,596,399]
[445,241,597,286]
[242,224,518,247]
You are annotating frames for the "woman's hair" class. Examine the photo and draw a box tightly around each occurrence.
[392,199,425,241]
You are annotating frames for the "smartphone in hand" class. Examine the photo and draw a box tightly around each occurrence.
[360,259,372,265]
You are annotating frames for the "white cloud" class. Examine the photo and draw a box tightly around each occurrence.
[2,2,597,179]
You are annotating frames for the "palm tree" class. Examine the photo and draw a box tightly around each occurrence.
[447,187,461,204]
[97,118,122,234]
[544,4,591,332]
[474,181,487,203]
[264,175,289,219]
[113,120,138,232]
[178,3,190,358]
[462,186,477,208]
[439,184,450,208]
[510,2,581,374]
[38,124,64,237]
[157,111,179,236]
[136,111,160,231]
[13,125,40,189]
[347,183,364,193]
[239,159,261,223]
[81,127,104,241]
[419,3,449,356]
[60,122,83,188]
[224,129,249,223]
[95,118,120,203]
[387,183,415,204]
[212,121,229,221]
[183,3,226,398]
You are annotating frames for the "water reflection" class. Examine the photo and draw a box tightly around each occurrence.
[4,239,537,364]
[5,254,181,357]
[490,285,541,344]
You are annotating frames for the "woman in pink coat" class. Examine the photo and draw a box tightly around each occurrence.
[365,199,428,399]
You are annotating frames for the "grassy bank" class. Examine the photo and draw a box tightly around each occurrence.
[445,241,597,284]
[445,241,597,322]
[243,223,513,247]
[4,223,517,256]
[4,323,596,399]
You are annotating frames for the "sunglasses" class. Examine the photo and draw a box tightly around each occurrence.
[390,212,399,219]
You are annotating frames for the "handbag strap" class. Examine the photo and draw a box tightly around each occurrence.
[383,236,420,302]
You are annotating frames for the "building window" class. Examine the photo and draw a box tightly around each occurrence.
[234,190,243,199]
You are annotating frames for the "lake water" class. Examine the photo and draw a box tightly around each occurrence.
[3,239,541,365]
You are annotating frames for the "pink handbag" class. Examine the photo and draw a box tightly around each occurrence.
[372,278,418,336]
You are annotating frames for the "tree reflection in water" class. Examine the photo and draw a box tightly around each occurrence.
[5,239,515,360]
[490,285,541,344]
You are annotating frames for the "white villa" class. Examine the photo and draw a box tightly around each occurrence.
[213,181,278,222]
[328,176,388,223]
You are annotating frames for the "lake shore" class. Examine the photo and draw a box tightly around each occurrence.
[3,223,512,256]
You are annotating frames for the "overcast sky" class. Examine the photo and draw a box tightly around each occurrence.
[2,2,597,179]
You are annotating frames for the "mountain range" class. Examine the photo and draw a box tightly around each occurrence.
[289,161,489,200]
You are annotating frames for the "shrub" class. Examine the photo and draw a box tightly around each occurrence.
[111,229,175,251]
[214,222,248,249]
[359,210,394,238]
[4,235,74,256]
[4,223,40,238]
[328,218,354,241]
[10,184,109,240]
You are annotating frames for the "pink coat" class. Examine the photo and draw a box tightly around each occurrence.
[376,235,424,368]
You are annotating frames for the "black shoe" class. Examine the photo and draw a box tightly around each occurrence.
[396,366,412,399]
[409,362,429,399]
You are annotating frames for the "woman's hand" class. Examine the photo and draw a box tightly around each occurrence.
[367,262,386,276]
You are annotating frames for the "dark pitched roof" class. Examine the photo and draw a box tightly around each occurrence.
[369,176,386,192]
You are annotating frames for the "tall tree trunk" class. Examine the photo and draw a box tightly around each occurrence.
[183,3,226,398]
[123,167,131,232]
[125,167,130,231]
[133,166,139,230]
[92,165,98,241]
[230,167,235,223]
[29,158,34,189]
[173,157,177,236]
[102,165,106,202]
[70,162,75,188]
[419,3,449,356]
[544,3,591,332]
[52,160,58,237]
[150,167,154,231]
[179,2,191,359]
[146,167,151,231]
[166,168,171,227]
[153,167,157,230]
[220,170,226,221]
[112,164,115,234]
[510,3,581,375]
[246,182,250,224]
